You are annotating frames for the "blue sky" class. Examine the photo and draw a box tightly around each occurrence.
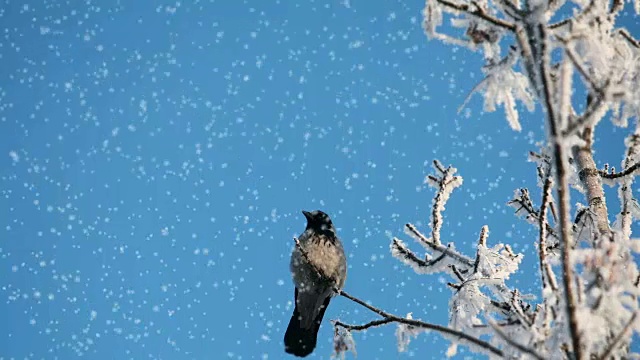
[1,1,638,359]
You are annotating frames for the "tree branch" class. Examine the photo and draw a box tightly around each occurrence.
[488,318,545,360]
[599,161,640,179]
[391,238,449,271]
[572,126,611,237]
[333,318,394,331]
[548,0,595,29]
[596,312,638,360]
[473,225,489,274]
[535,23,584,360]
[405,223,473,267]
[508,188,560,242]
[435,0,516,31]
[617,28,640,49]
[538,177,553,290]
[428,160,462,246]
[561,86,609,138]
[617,129,640,239]
[336,289,505,358]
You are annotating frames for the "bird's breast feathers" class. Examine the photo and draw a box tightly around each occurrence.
[292,233,346,289]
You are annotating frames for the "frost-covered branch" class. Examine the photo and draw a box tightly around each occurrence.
[531,18,584,359]
[391,238,450,272]
[434,0,515,31]
[333,318,393,331]
[427,160,463,245]
[600,162,640,180]
[596,312,638,360]
[572,126,611,237]
[333,289,505,358]
[508,187,560,244]
[488,318,544,360]
[617,29,640,49]
[328,1,640,357]
[615,127,640,239]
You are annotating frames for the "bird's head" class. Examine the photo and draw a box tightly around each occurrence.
[302,210,335,234]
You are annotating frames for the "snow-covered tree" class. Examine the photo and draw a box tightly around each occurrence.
[324,1,640,358]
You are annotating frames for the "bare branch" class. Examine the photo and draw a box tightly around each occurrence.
[473,226,489,274]
[435,0,516,31]
[472,319,520,328]
[336,289,505,358]
[610,0,624,14]
[600,161,640,179]
[538,177,553,290]
[617,29,640,49]
[449,264,466,282]
[333,318,394,332]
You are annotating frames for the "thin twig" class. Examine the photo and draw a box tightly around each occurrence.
[450,264,466,282]
[430,161,455,246]
[536,23,584,360]
[336,289,504,357]
[392,239,431,268]
[333,318,394,331]
[617,29,640,49]
[473,226,489,274]
[509,290,532,328]
[405,223,473,266]
[488,319,545,360]
[436,0,516,31]
[539,177,553,290]
[392,238,449,268]
[508,188,560,241]
[472,319,520,328]
[599,162,640,179]
[618,130,640,240]
[549,0,595,29]
[561,82,609,138]
[596,312,638,360]
[558,38,601,94]
[404,224,530,323]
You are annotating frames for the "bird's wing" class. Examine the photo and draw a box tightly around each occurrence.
[296,286,333,329]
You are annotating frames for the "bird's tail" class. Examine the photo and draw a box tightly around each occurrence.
[284,291,330,357]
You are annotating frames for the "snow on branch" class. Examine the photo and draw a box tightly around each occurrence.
[390,161,535,356]
[425,0,640,137]
[327,1,640,358]
[600,162,640,180]
[390,238,450,274]
[507,187,560,247]
[425,160,463,245]
[613,127,640,239]
[333,289,505,358]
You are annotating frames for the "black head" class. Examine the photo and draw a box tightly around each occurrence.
[302,210,335,234]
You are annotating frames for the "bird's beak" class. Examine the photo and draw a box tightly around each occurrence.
[302,210,312,221]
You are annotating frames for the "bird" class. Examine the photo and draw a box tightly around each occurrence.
[284,210,347,357]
